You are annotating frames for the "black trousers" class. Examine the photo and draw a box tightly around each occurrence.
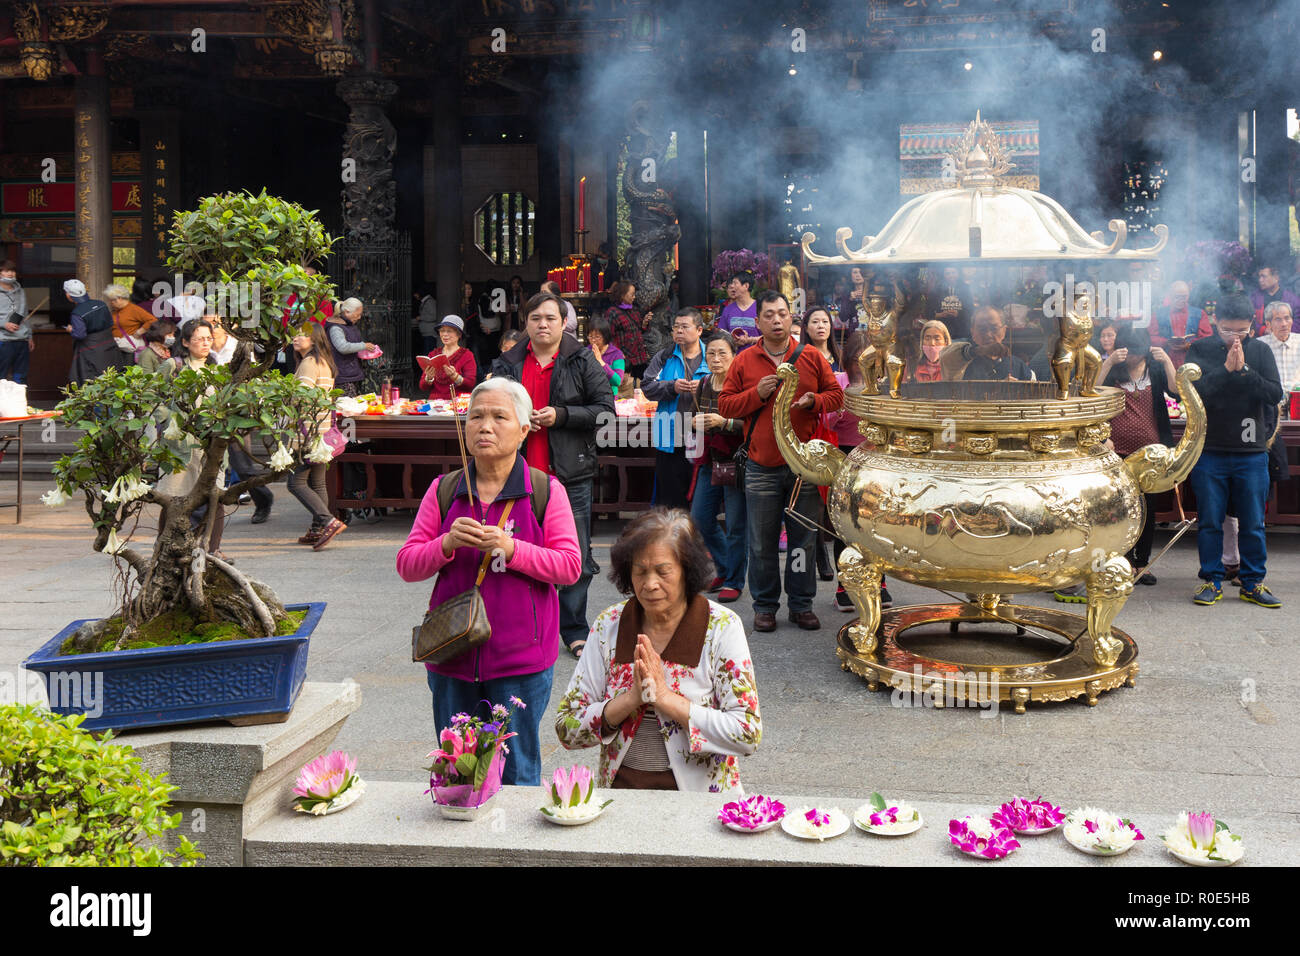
[1128,493,1158,569]
[227,441,273,511]
[653,448,694,511]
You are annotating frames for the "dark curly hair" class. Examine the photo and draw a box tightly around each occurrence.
[608,509,715,601]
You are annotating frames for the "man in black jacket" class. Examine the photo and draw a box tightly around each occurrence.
[1185,294,1285,608]
[491,291,615,657]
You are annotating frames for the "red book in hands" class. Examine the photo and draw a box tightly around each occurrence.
[417,353,451,381]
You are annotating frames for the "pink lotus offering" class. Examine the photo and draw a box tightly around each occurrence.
[717,794,787,831]
[948,815,1020,859]
[1161,812,1244,865]
[992,796,1065,834]
[540,765,611,821]
[292,750,364,815]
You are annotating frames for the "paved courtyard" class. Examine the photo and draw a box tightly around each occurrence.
[2,476,1297,846]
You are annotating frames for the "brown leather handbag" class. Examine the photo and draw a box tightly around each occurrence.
[412,499,516,665]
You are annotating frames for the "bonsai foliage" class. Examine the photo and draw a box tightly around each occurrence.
[48,191,339,646]
[0,704,202,866]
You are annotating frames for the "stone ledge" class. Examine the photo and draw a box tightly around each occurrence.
[244,781,1298,866]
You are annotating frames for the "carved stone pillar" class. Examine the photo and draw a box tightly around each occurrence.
[74,47,112,297]
[337,73,397,243]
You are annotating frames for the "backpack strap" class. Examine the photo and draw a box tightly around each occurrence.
[527,467,550,527]
[435,465,549,529]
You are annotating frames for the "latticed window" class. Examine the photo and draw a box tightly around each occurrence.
[474,192,535,265]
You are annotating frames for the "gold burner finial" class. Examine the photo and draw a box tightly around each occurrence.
[949,110,1016,188]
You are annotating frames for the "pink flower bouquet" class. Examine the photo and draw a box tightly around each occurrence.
[948,816,1021,859]
[426,697,524,811]
[992,797,1065,834]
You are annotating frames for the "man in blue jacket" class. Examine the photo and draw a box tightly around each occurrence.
[642,308,709,510]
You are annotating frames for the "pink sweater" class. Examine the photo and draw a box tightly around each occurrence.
[396,475,581,588]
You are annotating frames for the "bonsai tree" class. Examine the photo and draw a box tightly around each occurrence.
[45,190,340,649]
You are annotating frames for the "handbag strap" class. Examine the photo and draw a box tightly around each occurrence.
[740,341,807,452]
[473,498,516,587]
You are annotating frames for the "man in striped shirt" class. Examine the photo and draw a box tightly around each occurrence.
[1258,302,1300,406]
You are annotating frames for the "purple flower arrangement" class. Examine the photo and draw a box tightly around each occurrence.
[991,796,1065,833]
[717,794,787,830]
[948,815,1021,859]
[710,249,772,291]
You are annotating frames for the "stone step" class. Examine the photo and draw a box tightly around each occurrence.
[0,425,83,477]
[243,781,1292,866]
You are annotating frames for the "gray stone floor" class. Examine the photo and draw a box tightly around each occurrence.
[2,476,1297,851]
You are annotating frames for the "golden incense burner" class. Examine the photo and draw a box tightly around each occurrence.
[778,113,1202,712]
[775,369,1205,712]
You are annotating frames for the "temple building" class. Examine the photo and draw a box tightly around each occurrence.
[0,0,1295,399]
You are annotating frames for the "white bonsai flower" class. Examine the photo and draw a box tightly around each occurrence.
[104,528,126,555]
[42,486,71,507]
[102,476,126,504]
[163,413,185,441]
[306,437,333,464]
[269,442,294,471]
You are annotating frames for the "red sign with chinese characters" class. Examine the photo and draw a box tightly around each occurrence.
[1,181,143,215]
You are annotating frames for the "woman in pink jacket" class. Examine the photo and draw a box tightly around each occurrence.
[397,378,581,785]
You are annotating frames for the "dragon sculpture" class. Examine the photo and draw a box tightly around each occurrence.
[623,100,680,353]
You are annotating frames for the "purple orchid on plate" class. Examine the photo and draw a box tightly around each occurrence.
[805,808,830,827]
[948,816,1021,859]
[717,794,787,830]
[991,796,1065,833]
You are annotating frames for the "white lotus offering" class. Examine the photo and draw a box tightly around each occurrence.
[854,793,922,834]
[540,765,611,822]
[1063,806,1145,854]
[783,806,849,841]
[1161,812,1244,865]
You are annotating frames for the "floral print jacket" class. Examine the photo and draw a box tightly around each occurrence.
[555,596,761,793]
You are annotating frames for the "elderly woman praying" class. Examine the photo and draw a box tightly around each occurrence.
[397,378,581,786]
[556,509,761,792]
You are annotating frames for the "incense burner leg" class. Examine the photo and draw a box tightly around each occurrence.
[839,546,882,655]
[1085,555,1133,668]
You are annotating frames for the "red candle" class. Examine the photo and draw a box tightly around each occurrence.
[582,263,591,291]
[598,270,605,293]
[578,176,586,232]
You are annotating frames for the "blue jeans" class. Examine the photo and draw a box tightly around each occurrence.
[559,478,594,648]
[744,460,822,614]
[691,461,747,590]
[426,665,555,787]
[1188,451,1269,588]
[0,339,30,384]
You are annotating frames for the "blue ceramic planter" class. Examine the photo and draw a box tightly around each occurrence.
[22,602,325,732]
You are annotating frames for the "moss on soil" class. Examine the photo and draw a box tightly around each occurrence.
[59,608,308,655]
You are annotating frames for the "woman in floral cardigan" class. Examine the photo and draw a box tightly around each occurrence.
[556,509,761,792]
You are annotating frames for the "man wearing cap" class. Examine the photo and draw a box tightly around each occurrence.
[0,260,32,383]
[66,279,126,385]
[420,314,477,400]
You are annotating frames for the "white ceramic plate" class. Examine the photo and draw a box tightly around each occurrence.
[960,847,1016,860]
[439,802,493,821]
[1166,847,1241,867]
[296,778,364,816]
[1064,828,1137,856]
[539,801,610,826]
[853,808,924,836]
[723,818,781,834]
[781,811,850,841]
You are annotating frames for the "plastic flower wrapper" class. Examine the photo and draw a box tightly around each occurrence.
[293,750,364,814]
[992,796,1065,832]
[541,765,611,819]
[718,794,786,830]
[1064,807,1145,853]
[1161,812,1244,864]
[269,443,294,472]
[948,815,1020,859]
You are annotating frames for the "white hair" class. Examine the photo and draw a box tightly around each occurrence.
[1263,300,1293,322]
[338,297,363,316]
[468,377,532,427]
[103,284,130,301]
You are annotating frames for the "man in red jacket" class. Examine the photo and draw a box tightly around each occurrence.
[720,290,843,632]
